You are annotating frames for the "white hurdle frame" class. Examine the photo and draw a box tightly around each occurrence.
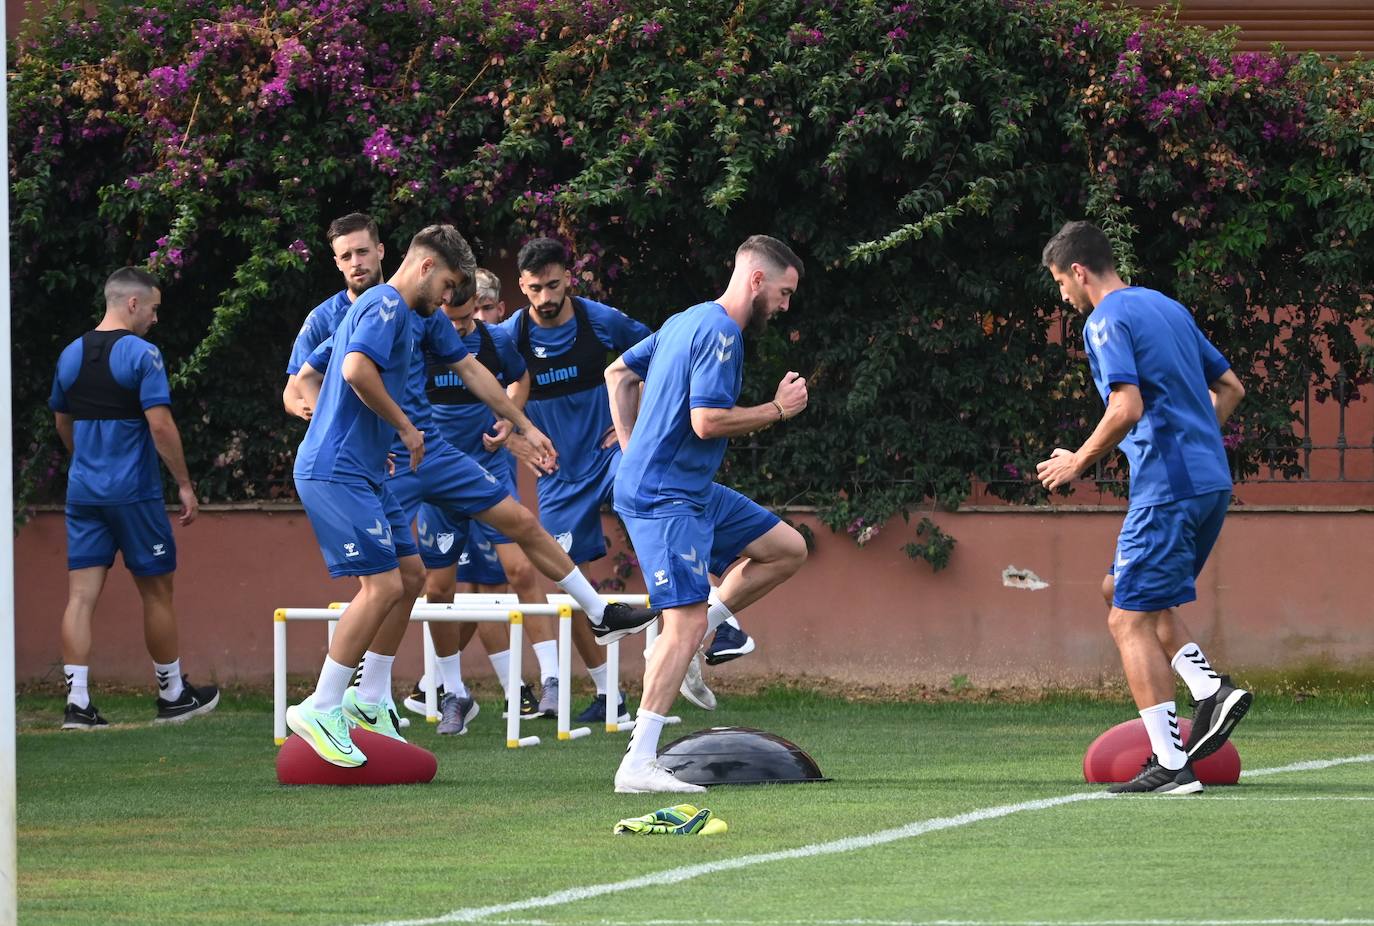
[272,605,539,749]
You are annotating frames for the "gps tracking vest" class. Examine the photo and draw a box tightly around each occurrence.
[65,330,144,420]
[425,321,501,406]
[515,298,607,400]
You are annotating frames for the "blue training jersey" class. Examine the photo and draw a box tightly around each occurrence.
[613,302,742,517]
[301,309,470,469]
[286,289,351,376]
[294,284,418,483]
[498,297,651,484]
[49,332,172,505]
[1084,286,1233,508]
[430,322,527,457]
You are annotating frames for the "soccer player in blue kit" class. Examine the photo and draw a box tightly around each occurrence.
[50,267,219,728]
[411,277,558,733]
[1036,221,1251,795]
[290,226,658,766]
[605,235,811,793]
[282,213,386,421]
[499,238,690,722]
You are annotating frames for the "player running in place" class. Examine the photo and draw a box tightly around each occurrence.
[290,227,659,765]
[605,235,811,793]
[1036,220,1251,796]
[411,272,558,734]
[49,268,219,728]
[282,213,385,420]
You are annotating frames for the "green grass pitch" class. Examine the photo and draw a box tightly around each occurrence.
[17,685,1374,926]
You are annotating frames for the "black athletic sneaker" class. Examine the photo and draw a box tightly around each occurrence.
[62,701,110,730]
[1185,674,1253,760]
[591,601,661,645]
[501,684,542,720]
[154,676,221,724]
[402,679,446,716]
[1108,756,1204,795]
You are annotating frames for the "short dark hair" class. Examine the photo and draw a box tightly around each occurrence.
[104,267,159,304]
[1042,221,1116,274]
[326,212,380,245]
[516,237,569,275]
[410,224,477,288]
[737,234,804,279]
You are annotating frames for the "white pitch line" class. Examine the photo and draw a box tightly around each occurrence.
[354,753,1374,926]
[477,920,1374,926]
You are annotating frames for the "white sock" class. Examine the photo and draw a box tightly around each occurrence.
[1172,643,1223,700]
[705,587,736,639]
[488,648,515,696]
[313,656,356,711]
[1140,701,1188,770]
[587,661,609,696]
[436,653,468,699]
[533,640,558,681]
[355,650,394,704]
[556,566,605,622]
[625,708,667,766]
[64,664,90,708]
[154,659,184,701]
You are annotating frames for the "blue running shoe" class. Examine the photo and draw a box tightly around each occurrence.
[704,620,755,666]
[574,692,630,724]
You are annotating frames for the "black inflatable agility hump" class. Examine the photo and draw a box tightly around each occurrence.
[658,726,829,785]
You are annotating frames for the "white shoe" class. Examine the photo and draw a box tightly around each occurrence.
[614,759,707,794]
[679,650,717,711]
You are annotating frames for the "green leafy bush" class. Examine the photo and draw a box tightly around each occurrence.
[10,0,1373,567]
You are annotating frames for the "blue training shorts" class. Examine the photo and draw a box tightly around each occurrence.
[296,477,419,578]
[416,450,518,581]
[1110,489,1229,612]
[619,483,781,610]
[536,444,618,565]
[66,499,176,577]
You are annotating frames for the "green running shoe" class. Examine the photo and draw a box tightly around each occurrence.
[341,688,406,742]
[286,699,367,768]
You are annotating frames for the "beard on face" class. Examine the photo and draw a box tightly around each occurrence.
[746,291,771,335]
[533,296,564,320]
[347,268,381,296]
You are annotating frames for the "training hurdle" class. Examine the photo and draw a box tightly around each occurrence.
[273,601,540,749]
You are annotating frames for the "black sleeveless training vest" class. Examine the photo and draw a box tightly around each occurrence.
[63,330,145,420]
[425,321,501,406]
[515,299,608,400]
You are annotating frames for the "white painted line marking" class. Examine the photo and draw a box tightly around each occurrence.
[354,754,1374,926]
[476,920,1374,926]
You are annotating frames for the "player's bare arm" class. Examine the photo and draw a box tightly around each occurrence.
[296,363,324,414]
[341,350,424,470]
[604,355,644,453]
[145,404,199,526]
[482,371,531,453]
[282,373,312,420]
[1210,369,1246,426]
[690,371,808,440]
[53,411,74,455]
[450,355,556,471]
[1036,382,1143,490]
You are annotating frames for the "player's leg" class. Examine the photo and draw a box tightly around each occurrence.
[1104,501,1206,795]
[1161,491,1251,758]
[111,498,219,723]
[289,478,407,766]
[476,495,658,642]
[60,504,114,728]
[706,485,806,653]
[488,540,562,717]
[343,541,424,740]
[614,512,711,793]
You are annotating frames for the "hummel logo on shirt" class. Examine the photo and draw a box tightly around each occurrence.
[152,543,166,556]
[1088,318,1110,348]
[654,569,669,587]
[533,346,548,358]
[378,296,399,322]
[147,347,165,371]
[344,542,360,558]
[714,332,735,364]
